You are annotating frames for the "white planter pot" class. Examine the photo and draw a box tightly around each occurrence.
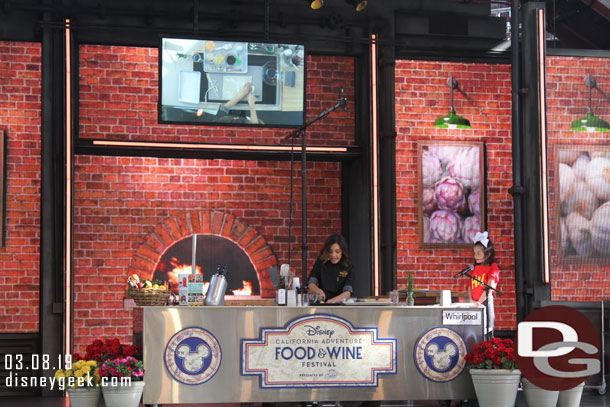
[558,381,585,407]
[470,369,521,407]
[522,377,559,407]
[67,387,101,407]
[101,380,145,407]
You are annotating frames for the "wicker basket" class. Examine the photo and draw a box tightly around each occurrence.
[128,287,171,306]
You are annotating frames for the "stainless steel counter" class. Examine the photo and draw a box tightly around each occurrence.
[134,304,484,404]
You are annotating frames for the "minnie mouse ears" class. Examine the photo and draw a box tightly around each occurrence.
[474,231,490,248]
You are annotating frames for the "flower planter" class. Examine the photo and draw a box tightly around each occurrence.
[101,380,145,407]
[67,387,101,407]
[522,377,559,407]
[469,369,521,407]
[558,381,585,407]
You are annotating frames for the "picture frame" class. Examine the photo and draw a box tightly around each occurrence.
[555,145,610,263]
[418,141,486,247]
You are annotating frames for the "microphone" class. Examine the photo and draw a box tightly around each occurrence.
[338,87,347,109]
[454,264,474,279]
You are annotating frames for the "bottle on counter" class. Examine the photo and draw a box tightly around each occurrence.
[276,275,287,306]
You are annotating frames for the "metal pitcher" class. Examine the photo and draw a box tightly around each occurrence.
[205,269,227,306]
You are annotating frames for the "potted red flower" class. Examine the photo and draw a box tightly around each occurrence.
[73,338,142,363]
[74,339,145,407]
[464,337,520,407]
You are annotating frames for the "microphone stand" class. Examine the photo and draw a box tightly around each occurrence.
[288,96,347,298]
[462,269,502,338]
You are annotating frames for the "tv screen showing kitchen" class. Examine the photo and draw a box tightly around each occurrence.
[159,37,306,127]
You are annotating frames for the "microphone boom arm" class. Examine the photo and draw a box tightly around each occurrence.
[290,99,345,137]
[462,270,504,296]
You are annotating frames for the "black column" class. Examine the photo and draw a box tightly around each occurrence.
[508,0,527,323]
[378,35,397,295]
[519,2,551,315]
[40,5,67,396]
[343,51,373,298]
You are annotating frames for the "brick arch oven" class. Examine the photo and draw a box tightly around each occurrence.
[129,210,277,297]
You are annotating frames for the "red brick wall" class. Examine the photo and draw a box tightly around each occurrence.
[79,45,355,146]
[72,156,341,353]
[0,41,42,333]
[395,60,516,330]
[547,56,610,300]
[72,45,353,351]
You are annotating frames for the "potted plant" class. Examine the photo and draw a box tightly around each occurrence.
[99,355,146,407]
[73,337,141,363]
[522,376,560,407]
[72,338,144,407]
[54,360,101,407]
[464,337,520,407]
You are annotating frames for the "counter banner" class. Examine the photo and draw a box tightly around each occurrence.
[241,313,397,388]
[413,326,467,383]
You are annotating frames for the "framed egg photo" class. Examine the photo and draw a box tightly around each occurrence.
[555,145,610,263]
[418,141,486,247]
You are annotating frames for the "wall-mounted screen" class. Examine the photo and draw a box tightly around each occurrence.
[159,37,305,127]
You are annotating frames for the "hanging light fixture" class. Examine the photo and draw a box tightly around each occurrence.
[346,0,367,11]
[434,76,471,129]
[571,75,610,133]
[305,0,324,9]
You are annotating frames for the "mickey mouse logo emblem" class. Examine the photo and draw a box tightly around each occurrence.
[414,327,466,382]
[425,341,458,371]
[164,327,221,385]
[176,343,211,373]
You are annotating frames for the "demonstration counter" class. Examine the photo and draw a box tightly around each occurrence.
[133,304,484,404]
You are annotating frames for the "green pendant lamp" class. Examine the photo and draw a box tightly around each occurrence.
[571,75,610,133]
[435,77,471,129]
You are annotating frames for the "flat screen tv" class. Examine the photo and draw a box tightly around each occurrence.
[159,37,306,128]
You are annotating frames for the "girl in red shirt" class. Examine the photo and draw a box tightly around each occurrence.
[468,231,500,337]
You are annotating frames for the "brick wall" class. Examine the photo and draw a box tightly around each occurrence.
[72,156,342,353]
[395,60,516,330]
[72,45,354,351]
[79,45,355,146]
[547,56,610,300]
[0,41,42,333]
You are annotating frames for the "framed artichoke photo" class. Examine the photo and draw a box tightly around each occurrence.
[556,145,610,262]
[418,141,486,247]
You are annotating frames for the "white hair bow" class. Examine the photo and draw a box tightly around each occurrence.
[474,231,489,248]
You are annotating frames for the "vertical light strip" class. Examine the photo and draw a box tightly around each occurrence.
[64,19,72,357]
[537,9,550,284]
[370,34,380,296]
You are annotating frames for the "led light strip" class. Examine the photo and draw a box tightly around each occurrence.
[538,9,550,284]
[92,140,348,153]
[371,34,380,296]
[64,18,72,360]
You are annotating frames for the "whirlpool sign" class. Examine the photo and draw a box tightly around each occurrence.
[241,314,397,388]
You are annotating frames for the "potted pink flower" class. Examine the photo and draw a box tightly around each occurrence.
[99,356,146,407]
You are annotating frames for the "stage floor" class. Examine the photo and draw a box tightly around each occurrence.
[1,391,610,407]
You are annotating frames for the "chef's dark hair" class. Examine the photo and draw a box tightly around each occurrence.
[319,234,350,269]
